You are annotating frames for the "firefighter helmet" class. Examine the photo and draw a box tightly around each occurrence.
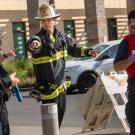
[35,4,60,20]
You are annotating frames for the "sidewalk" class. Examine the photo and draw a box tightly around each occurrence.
[11,126,126,135]
[8,93,128,135]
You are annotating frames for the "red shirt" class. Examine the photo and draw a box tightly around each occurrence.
[125,35,135,77]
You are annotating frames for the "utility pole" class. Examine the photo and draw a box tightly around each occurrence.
[84,0,108,47]
[26,0,40,36]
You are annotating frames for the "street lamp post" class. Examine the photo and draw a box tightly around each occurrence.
[26,0,40,36]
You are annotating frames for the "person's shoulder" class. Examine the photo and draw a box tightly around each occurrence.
[32,29,45,41]
[57,30,66,37]
[117,38,128,52]
[124,34,132,40]
[119,38,128,46]
[36,29,44,37]
[56,29,71,38]
[57,31,72,42]
[124,34,130,38]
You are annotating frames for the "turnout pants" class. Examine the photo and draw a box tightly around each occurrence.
[125,77,135,135]
[0,99,9,135]
[42,91,67,128]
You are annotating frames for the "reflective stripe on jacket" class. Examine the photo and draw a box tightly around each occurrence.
[32,50,67,64]
[40,80,70,100]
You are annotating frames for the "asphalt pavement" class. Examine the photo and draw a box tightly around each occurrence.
[7,92,129,135]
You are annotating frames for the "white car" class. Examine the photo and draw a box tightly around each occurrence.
[65,40,121,92]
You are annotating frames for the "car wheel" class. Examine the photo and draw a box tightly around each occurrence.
[66,85,77,94]
[77,72,97,93]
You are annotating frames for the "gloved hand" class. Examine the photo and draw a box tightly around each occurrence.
[129,53,135,62]
[88,50,97,57]
[31,40,41,49]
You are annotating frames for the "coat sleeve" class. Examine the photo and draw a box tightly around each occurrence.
[113,39,128,64]
[27,35,42,55]
[0,65,12,89]
[0,76,12,89]
[64,35,93,58]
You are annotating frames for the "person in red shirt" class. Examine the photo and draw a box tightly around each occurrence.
[113,10,135,135]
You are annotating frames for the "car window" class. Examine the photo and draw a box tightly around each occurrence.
[93,44,109,54]
[96,44,119,61]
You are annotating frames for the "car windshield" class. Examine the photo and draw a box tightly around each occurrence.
[96,44,119,61]
[71,44,110,61]
[93,44,110,54]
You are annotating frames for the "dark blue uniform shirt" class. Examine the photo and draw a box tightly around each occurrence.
[113,39,128,63]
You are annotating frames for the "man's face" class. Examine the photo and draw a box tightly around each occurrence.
[41,18,56,33]
[129,19,135,35]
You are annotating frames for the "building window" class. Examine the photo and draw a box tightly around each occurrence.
[12,22,26,59]
[107,18,118,41]
[64,20,75,38]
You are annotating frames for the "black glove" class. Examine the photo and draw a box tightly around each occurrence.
[86,48,97,57]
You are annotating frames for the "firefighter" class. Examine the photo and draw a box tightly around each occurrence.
[27,4,96,128]
[113,10,135,135]
[0,30,20,135]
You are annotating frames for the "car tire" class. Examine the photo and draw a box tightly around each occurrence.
[66,85,77,94]
[77,72,97,93]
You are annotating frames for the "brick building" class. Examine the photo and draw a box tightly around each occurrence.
[0,0,128,58]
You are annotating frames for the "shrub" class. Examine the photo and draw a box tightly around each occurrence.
[3,58,35,87]
[3,59,16,74]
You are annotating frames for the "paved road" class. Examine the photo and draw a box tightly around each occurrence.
[6,92,126,135]
[7,92,85,127]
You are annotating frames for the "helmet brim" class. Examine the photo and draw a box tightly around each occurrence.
[35,14,61,20]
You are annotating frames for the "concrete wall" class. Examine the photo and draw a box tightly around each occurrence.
[57,9,86,46]
[104,0,127,8]
[0,0,129,51]
[104,0,128,39]
[0,0,28,51]
[0,11,28,52]
[0,0,27,10]
[55,0,85,9]
[55,0,86,46]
